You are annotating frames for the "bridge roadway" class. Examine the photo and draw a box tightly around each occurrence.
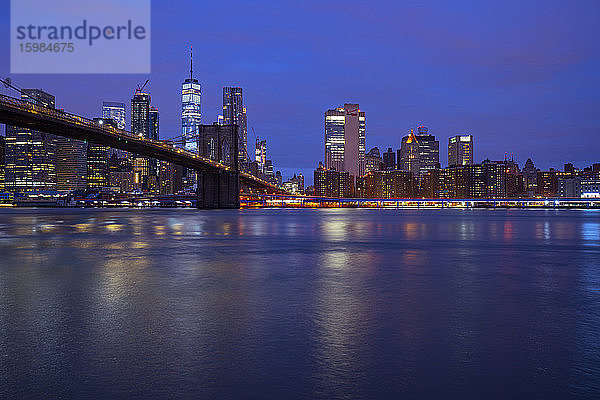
[0,93,284,203]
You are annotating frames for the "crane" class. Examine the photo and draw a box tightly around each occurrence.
[136,79,149,94]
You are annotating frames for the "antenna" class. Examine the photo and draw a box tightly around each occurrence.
[190,45,193,80]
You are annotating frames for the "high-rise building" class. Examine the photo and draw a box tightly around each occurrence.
[102,102,126,130]
[131,92,151,190]
[324,103,366,178]
[382,148,396,170]
[223,87,247,163]
[398,129,420,177]
[399,127,439,179]
[87,118,113,190]
[182,47,201,153]
[255,137,267,173]
[522,158,538,196]
[448,135,474,167]
[415,127,439,177]
[56,136,87,192]
[365,147,382,173]
[150,107,159,141]
[4,89,58,192]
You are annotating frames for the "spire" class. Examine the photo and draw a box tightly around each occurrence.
[190,45,193,80]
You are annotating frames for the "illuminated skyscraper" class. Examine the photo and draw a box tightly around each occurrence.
[223,87,247,163]
[4,89,58,192]
[87,119,113,189]
[324,103,366,178]
[56,136,87,191]
[182,47,201,153]
[398,129,420,178]
[131,92,151,190]
[255,137,266,172]
[102,102,126,130]
[399,127,439,179]
[448,135,474,166]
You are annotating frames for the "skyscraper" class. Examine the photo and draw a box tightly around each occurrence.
[324,103,366,178]
[255,137,267,173]
[383,148,396,170]
[56,137,87,192]
[398,129,420,178]
[415,127,439,177]
[131,92,151,190]
[102,102,126,130]
[365,147,382,173]
[448,135,474,166]
[4,89,58,192]
[223,87,247,163]
[87,119,113,190]
[182,47,201,153]
[398,127,439,179]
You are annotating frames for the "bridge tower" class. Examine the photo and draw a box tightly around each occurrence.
[196,124,240,209]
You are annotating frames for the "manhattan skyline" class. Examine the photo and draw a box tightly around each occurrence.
[0,0,598,175]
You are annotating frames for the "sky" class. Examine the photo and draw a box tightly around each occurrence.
[1,0,599,184]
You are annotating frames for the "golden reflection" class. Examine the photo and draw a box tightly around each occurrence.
[105,224,123,232]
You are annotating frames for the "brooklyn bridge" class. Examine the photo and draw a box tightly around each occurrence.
[0,93,286,209]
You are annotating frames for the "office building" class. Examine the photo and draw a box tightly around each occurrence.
[223,87,247,163]
[383,148,395,170]
[559,177,582,198]
[314,162,353,198]
[398,129,420,178]
[4,89,58,192]
[182,48,202,153]
[324,103,366,178]
[581,172,600,198]
[56,136,87,192]
[365,147,382,173]
[448,135,474,166]
[131,92,151,190]
[102,102,126,130]
[255,137,267,173]
[537,169,558,197]
[415,127,440,177]
[87,118,113,190]
[522,158,537,196]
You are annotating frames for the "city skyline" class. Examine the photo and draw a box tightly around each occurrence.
[0,0,598,176]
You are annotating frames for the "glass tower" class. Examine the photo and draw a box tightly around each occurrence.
[324,104,366,178]
[182,47,201,153]
[102,102,126,130]
[223,87,247,164]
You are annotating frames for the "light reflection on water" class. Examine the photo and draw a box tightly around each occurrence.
[0,208,599,399]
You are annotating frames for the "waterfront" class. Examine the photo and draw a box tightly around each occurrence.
[1,208,599,399]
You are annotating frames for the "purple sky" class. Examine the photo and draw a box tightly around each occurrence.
[1,0,599,183]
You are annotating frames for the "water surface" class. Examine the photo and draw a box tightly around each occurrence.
[0,208,599,399]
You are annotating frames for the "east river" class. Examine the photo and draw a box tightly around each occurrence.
[1,208,599,399]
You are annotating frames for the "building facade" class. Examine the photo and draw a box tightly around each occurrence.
[56,136,87,192]
[182,50,201,153]
[324,103,366,178]
[4,89,58,192]
[102,102,127,130]
[365,147,382,173]
[223,87,247,164]
[383,148,395,170]
[448,135,473,167]
[314,162,353,198]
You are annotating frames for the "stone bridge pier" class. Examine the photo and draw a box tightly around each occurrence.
[195,124,240,209]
